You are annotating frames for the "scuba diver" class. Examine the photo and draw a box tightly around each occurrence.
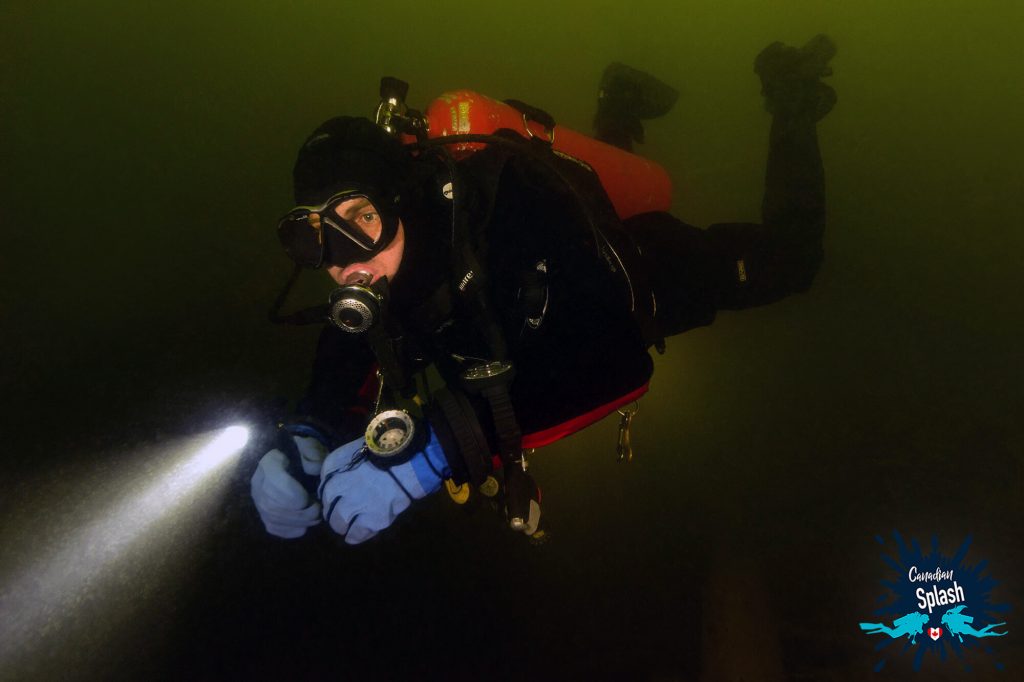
[251,36,838,544]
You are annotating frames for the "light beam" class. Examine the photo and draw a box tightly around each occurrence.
[0,425,251,670]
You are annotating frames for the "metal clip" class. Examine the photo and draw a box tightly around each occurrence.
[616,402,639,462]
[371,368,385,415]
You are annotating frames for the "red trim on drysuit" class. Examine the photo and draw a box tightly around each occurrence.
[523,382,649,448]
[490,382,650,468]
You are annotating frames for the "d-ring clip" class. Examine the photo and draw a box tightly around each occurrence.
[616,401,639,463]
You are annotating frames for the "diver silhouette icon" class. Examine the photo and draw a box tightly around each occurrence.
[941,605,1008,643]
[859,612,929,645]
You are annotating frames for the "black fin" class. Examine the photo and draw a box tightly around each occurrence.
[754,34,838,121]
[594,63,679,150]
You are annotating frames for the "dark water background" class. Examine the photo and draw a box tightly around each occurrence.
[2,1,1022,679]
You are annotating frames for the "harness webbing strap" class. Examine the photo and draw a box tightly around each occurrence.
[456,241,508,361]
[431,388,490,485]
[479,382,522,465]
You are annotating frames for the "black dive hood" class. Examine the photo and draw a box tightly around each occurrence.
[293,116,412,214]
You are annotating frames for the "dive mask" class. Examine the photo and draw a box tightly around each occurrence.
[277,188,399,269]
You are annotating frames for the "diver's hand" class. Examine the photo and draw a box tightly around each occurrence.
[250,447,322,538]
[319,428,448,545]
[290,433,329,475]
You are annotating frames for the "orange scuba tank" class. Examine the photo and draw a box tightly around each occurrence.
[415,90,672,220]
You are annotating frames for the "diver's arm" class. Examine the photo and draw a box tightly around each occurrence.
[294,324,377,440]
[251,327,376,539]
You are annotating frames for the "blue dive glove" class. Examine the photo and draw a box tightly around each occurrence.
[319,426,449,544]
[251,432,329,539]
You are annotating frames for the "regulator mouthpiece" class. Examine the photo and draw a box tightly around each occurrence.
[328,275,388,333]
[345,271,373,286]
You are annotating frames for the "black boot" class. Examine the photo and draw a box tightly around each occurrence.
[593,62,679,151]
[754,34,837,122]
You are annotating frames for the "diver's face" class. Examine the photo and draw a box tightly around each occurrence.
[324,197,405,286]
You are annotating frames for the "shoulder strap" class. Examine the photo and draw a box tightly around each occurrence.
[443,146,516,362]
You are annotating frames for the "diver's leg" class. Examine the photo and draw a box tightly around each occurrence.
[756,36,836,253]
[593,63,679,151]
[624,37,837,339]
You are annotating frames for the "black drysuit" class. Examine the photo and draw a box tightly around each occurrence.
[297,114,825,444]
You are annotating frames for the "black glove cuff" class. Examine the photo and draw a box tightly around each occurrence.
[281,415,343,450]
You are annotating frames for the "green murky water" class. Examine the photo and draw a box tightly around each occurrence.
[2,1,1022,678]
